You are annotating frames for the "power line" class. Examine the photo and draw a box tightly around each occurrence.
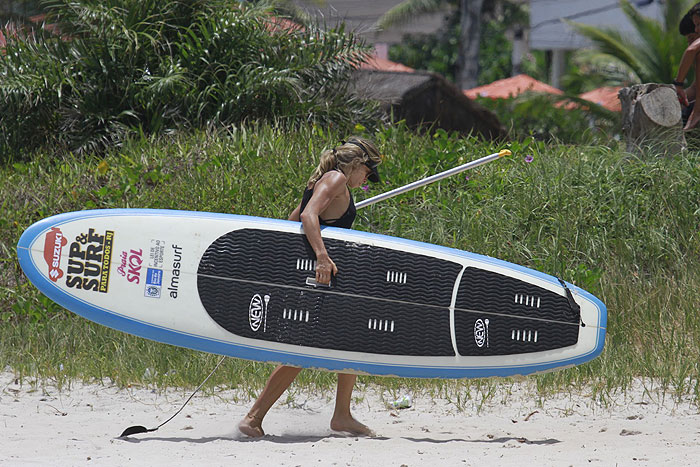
[531,0,655,31]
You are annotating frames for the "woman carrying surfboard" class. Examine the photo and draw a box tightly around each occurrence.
[238,137,382,438]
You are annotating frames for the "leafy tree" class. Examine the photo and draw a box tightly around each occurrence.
[568,0,696,85]
[0,0,378,158]
[380,0,533,88]
[378,0,484,89]
[387,1,539,86]
[387,12,460,82]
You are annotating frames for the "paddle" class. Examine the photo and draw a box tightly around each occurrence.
[356,149,511,209]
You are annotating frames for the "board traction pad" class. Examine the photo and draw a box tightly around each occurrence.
[197,229,580,357]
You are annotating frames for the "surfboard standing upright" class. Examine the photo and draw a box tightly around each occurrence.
[17,208,606,378]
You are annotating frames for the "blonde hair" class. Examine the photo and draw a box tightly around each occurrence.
[307,136,382,186]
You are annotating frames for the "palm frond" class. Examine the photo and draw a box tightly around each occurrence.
[618,0,685,81]
[375,0,447,29]
[663,0,698,31]
[567,20,645,81]
[568,0,691,84]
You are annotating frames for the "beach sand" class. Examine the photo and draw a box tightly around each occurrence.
[2,371,698,466]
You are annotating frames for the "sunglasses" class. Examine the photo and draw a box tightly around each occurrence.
[341,140,380,183]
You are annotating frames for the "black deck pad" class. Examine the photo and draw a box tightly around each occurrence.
[454,267,580,356]
[197,229,461,356]
[197,229,581,358]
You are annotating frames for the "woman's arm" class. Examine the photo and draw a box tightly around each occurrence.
[288,202,302,222]
[675,38,700,105]
[683,48,700,130]
[676,38,700,84]
[297,172,346,284]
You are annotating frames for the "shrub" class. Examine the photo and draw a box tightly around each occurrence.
[0,0,379,159]
[476,93,618,144]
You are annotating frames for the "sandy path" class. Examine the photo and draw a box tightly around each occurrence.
[2,372,698,466]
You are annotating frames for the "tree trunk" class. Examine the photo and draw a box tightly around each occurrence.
[619,84,686,156]
[455,0,483,90]
[511,27,525,76]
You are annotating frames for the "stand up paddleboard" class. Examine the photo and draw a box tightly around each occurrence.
[17,209,606,378]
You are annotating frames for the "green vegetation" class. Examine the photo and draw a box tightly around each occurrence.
[1,0,698,411]
[387,0,696,92]
[0,0,377,159]
[386,2,619,144]
[387,0,543,86]
[2,123,700,408]
[476,93,619,144]
[569,0,696,85]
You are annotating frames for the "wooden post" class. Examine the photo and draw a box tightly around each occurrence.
[619,84,686,156]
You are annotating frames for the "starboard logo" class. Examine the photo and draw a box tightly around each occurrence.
[117,249,143,284]
[474,318,490,348]
[43,227,67,282]
[249,294,270,332]
[65,228,115,293]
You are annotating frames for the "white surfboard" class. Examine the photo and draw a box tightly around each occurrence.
[17,208,606,378]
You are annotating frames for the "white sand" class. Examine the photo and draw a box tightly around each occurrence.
[2,371,698,466]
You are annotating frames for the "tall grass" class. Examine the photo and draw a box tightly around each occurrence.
[2,123,699,406]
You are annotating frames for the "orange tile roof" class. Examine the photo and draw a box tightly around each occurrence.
[1,14,63,50]
[464,74,563,99]
[360,55,414,73]
[579,86,622,112]
[29,14,61,35]
[263,18,413,72]
[0,22,23,48]
[265,16,305,34]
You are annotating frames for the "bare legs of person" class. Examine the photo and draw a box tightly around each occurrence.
[685,55,700,130]
[238,365,301,437]
[329,373,374,437]
[684,98,700,129]
[237,366,373,437]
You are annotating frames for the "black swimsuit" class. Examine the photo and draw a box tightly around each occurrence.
[299,185,356,229]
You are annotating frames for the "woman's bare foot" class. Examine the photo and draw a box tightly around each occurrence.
[330,414,375,437]
[238,413,265,438]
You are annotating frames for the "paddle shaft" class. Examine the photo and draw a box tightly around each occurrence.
[356,149,511,210]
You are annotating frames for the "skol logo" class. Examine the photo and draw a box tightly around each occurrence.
[43,227,67,282]
[117,249,143,284]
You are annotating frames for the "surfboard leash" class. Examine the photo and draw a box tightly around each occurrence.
[118,355,226,438]
[557,277,583,325]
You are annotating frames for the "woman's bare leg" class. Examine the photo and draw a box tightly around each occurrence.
[684,102,700,130]
[238,365,302,437]
[329,373,374,436]
[685,55,700,130]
